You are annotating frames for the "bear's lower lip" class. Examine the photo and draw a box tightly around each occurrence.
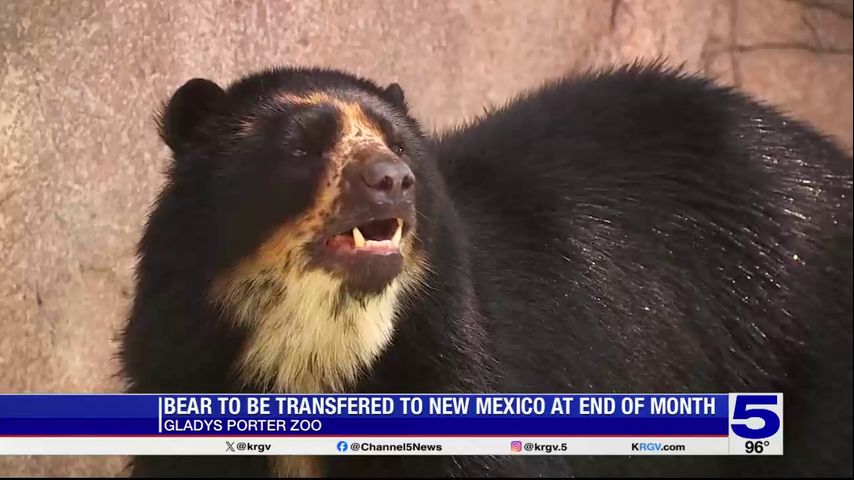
[313,239,404,295]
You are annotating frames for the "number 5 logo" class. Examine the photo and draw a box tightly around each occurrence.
[731,395,781,439]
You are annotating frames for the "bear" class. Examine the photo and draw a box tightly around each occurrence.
[119,63,853,477]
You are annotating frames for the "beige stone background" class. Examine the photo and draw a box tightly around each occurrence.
[1,0,851,476]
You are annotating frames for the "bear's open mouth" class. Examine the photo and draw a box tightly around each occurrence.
[313,212,413,293]
[325,218,403,255]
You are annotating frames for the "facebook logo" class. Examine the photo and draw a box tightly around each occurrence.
[337,441,348,452]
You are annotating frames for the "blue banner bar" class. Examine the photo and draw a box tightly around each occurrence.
[0,394,729,436]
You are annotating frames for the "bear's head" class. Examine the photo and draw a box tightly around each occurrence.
[153,68,434,392]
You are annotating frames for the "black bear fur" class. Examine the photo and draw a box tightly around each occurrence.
[120,63,853,477]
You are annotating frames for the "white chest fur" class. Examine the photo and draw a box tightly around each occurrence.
[232,268,402,394]
[224,268,404,477]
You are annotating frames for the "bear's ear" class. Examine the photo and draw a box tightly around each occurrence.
[382,82,407,111]
[158,78,226,154]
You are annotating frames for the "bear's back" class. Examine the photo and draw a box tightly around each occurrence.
[433,64,852,475]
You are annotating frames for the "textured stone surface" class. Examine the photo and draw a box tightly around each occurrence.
[1,0,851,476]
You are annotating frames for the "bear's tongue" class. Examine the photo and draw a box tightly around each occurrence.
[327,218,402,254]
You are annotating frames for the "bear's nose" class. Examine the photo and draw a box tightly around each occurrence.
[359,154,415,203]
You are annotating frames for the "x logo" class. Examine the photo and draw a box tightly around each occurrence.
[225,441,235,452]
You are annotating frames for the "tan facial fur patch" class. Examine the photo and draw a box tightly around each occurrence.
[213,229,426,390]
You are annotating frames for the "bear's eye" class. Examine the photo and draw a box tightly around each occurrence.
[390,143,405,156]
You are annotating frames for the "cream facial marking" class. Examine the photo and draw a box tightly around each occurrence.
[213,228,426,393]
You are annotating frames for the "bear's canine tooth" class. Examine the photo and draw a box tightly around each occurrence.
[352,227,366,248]
[391,219,402,248]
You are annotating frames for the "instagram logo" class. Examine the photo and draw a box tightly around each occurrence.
[511,441,523,452]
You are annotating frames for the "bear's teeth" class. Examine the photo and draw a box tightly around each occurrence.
[391,219,402,247]
[352,227,366,248]
[366,240,393,249]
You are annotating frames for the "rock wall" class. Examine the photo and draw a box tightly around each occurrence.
[1,0,851,475]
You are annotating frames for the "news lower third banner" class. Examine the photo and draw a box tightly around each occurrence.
[0,394,782,456]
